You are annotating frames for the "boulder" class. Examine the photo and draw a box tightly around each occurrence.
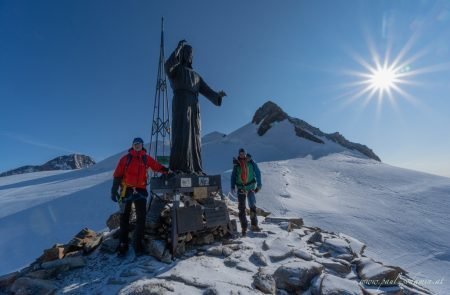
[10,277,57,295]
[26,269,58,280]
[65,228,102,254]
[206,246,232,258]
[316,258,351,276]
[145,239,171,263]
[339,234,366,256]
[266,238,295,262]
[223,257,240,268]
[264,216,303,227]
[311,274,363,295]
[118,280,174,294]
[322,238,353,256]
[106,211,121,230]
[37,246,65,263]
[249,251,268,266]
[336,254,354,262]
[194,233,215,245]
[273,260,324,292]
[0,272,18,289]
[203,288,219,295]
[253,269,276,294]
[262,240,270,251]
[292,249,313,261]
[308,232,323,244]
[41,256,86,271]
[356,257,402,284]
[100,238,120,253]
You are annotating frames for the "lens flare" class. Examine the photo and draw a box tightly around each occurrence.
[369,67,398,91]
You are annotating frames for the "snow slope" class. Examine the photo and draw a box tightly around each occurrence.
[222,154,450,294]
[0,152,122,275]
[202,121,368,175]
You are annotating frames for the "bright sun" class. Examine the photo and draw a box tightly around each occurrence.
[345,45,418,113]
[369,66,399,91]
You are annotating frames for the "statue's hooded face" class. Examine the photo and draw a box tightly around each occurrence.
[180,45,193,68]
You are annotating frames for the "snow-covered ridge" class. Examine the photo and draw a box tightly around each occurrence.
[0,154,95,177]
[252,101,380,162]
[201,101,381,175]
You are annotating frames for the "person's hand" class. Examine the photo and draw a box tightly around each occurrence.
[111,183,119,195]
[161,166,169,174]
[111,192,118,202]
[218,90,227,98]
[255,187,261,193]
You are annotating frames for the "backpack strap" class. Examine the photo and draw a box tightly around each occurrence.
[125,153,147,170]
[125,153,133,169]
[142,154,147,166]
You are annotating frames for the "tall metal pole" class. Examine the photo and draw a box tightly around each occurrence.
[149,17,171,170]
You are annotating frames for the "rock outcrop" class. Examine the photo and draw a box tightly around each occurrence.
[0,204,432,294]
[0,154,95,177]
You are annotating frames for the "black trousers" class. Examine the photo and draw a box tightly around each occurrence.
[119,198,147,249]
[238,190,258,230]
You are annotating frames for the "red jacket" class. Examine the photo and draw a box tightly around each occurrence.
[113,149,166,189]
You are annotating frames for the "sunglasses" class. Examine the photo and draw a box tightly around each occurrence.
[133,142,143,145]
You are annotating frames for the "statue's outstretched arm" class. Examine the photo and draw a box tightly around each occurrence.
[199,77,226,106]
[165,41,185,78]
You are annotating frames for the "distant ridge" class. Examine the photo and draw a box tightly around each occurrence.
[0,154,96,177]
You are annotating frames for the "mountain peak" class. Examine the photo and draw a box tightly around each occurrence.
[252,101,288,135]
[250,101,381,162]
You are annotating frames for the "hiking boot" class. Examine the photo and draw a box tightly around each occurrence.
[117,243,128,257]
[242,227,247,237]
[250,225,261,232]
[134,241,146,257]
[146,223,159,235]
[134,248,146,257]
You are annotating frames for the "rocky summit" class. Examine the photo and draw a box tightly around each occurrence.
[0,154,95,177]
[0,197,433,294]
[252,101,381,162]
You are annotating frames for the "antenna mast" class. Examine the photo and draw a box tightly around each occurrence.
[149,17,171,169]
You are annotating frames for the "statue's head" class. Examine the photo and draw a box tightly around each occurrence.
[180,45,193,67]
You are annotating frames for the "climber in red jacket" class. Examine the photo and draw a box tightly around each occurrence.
[111,137,168,257]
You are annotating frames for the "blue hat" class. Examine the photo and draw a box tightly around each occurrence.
[132,137,144,144]
[239,148,246,154]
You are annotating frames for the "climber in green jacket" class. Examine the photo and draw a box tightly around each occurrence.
[231,148,262,236]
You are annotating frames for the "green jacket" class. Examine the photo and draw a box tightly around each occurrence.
[231,157,262,191]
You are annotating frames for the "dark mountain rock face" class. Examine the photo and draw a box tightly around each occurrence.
[252,101,381,162]
[0,154,95,177]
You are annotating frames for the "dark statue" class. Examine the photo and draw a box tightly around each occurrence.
[165,40,226,174]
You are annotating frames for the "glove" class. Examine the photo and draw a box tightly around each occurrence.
[111,192,118,202]
[255,187,261,193]
[111,177,121,202]
[160,166,169,174]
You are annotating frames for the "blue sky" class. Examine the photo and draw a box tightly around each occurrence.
[1,0,449,177]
